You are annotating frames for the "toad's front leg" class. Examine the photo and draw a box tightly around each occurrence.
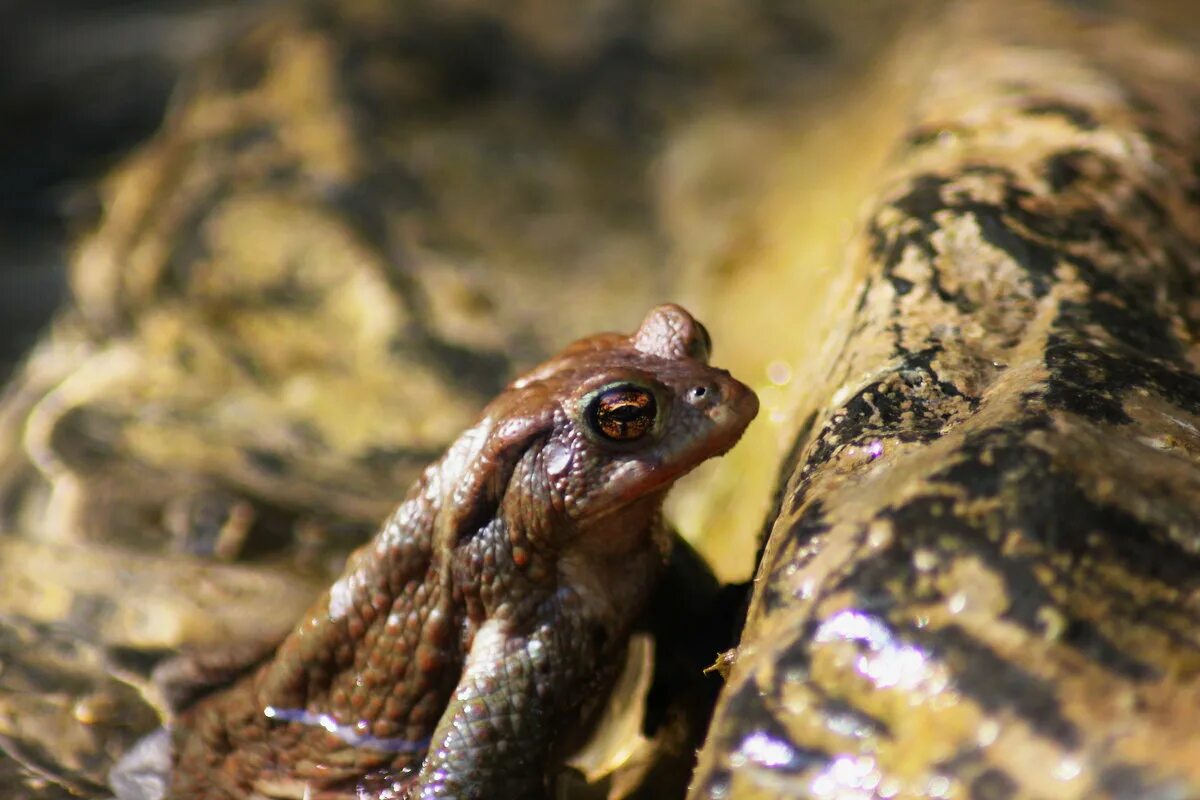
[414,606,614,800]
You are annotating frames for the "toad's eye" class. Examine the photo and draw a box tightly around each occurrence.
[587,385,657,442]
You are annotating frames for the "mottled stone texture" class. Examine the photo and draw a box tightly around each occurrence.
[692,4,1200,799]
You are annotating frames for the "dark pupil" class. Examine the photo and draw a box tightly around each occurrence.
[592,388,656,441]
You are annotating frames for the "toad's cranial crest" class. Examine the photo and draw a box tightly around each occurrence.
[163,304,758,800]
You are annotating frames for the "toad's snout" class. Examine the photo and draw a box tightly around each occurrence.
[686,370,759,439]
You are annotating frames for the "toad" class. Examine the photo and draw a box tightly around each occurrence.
[163,304,757,799]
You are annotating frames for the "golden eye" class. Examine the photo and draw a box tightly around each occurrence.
[587,385,657,442]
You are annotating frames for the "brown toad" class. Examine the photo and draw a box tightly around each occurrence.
[162,304,757,798]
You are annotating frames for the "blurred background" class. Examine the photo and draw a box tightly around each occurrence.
[3,0,1199,386]
[0,0,274,381]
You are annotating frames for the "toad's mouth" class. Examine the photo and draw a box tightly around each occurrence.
[594,426,758,520]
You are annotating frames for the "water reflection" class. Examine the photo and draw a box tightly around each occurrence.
[263,706,429,753]
[736,730,802,771]
[809,754,882,799]
[814,609,941,693]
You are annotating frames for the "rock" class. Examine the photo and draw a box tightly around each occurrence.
[692,2,1200,798]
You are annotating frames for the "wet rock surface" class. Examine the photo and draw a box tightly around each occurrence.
[692,3,1200,798]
